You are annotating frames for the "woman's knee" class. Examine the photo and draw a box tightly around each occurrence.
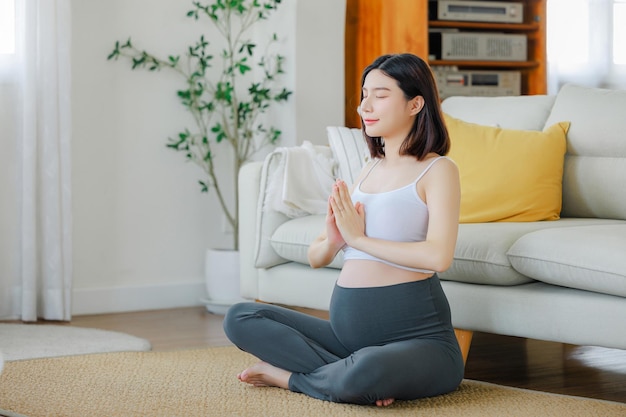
[222,302,258,343]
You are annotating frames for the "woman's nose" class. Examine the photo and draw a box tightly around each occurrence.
[360,96,371,112]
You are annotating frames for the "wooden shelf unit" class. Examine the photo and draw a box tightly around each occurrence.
[344,0,547,128]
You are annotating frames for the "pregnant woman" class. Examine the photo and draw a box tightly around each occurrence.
[223,53,464,407]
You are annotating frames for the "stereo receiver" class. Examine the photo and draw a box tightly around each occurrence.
[429,30,527,61]
[429,0,524,24]
[433,67,521,99]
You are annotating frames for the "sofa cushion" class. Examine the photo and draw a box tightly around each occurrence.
[445,114,569,223]
[544,84,626,220]
[439,222,538,286]
[507,223,626,297]
[327,126,371,187]
[437,220,615,286]
[270,215,345,270]
[441,95,556,131]
[272,216,624,286]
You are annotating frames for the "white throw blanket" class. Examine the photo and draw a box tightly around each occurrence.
[265,141,336,218]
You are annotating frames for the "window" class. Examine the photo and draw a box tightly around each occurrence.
[547,0,626,90]
[0,0,15,54]
[547,0,590,66]
[614,0,626,64]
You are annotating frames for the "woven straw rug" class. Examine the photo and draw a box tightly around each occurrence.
[1,346,624,417]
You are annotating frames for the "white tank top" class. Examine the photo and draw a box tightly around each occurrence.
[342,156,447,273]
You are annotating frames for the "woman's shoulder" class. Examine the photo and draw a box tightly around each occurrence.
[421,154,457,172]
[414,154,459,186]
[421,155,460,188]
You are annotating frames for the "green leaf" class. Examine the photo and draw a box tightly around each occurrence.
[167,130,191,150]
[238,63,252,75]
[131,57,144,69]
[274,88,292,101]
[239,43,256,56]
[106,43,119,61]
[177,90,191,100]
[215,82,233,103]
[270,127,281,143]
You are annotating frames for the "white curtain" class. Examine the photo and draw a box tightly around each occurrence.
[0,0,72,321]
[547,0,626,93]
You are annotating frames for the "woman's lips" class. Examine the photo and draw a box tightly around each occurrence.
[363,118,378,125]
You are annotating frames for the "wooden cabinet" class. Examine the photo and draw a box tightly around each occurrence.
[344,0,547,128]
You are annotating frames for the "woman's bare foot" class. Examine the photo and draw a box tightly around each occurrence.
[375,398,395,407]
[239,362,394,406]
[237,362,292,390]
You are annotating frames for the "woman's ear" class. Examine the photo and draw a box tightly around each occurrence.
[410,96,425,116]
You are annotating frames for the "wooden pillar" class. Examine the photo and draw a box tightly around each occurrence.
[454,328,474,365]
[525,0,547,95]
[344,0,429,128]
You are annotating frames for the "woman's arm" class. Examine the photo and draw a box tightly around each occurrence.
[330,158,461,272]
[308,160,375,268]
[307,198,346,268]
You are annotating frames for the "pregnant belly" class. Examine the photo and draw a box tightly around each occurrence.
[337,259,433,288]
[329,278,445,351]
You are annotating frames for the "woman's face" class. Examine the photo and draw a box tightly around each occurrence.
[360,69,419,141]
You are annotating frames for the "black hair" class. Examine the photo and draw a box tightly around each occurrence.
[360,53,450,160]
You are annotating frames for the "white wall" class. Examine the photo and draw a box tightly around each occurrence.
[70,0,345,314]
[294,0,346,144]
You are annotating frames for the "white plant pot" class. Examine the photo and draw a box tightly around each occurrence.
[203,248,246,315]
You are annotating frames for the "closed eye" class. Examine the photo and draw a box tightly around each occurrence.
[361,95,387,100]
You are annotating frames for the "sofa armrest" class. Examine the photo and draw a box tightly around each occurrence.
[239,154,298,299]
[239,161,264,300]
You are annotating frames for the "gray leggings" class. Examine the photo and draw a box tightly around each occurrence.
[223,275,464,405]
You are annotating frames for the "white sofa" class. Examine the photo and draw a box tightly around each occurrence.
[238,84,626,351]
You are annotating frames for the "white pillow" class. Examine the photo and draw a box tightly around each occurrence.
[441,95,555,131]
[326,126,371,187]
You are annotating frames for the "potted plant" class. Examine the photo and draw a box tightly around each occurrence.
[107,0,291,312]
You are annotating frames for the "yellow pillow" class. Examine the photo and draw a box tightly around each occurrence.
[445,114,569,223]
